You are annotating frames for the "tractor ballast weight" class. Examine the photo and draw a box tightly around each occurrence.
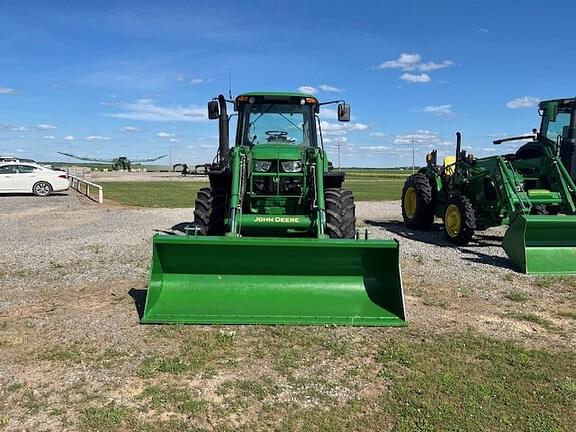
[402,107,576,274]
[142,92,406,325]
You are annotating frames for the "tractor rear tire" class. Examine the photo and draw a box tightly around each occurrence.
[193,187,226,235]
[325,188,356,239]
[402,174,435,230]
[443,194,475,245]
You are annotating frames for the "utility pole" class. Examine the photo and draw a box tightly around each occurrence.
[411,139,415,174]
[336,141,342,171]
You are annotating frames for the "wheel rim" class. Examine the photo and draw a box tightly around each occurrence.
[404,187,417,218]
[35,183,50,195]
[445,204,461,238]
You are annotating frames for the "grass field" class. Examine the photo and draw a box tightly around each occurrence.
[22,327,575,431]
[102,175,406,207]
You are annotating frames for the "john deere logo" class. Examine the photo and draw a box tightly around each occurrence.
[254,216,300,223]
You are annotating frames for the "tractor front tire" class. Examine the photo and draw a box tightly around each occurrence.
[402,174,435,229]
[325,188,356,239]
[193,187,226,235]
[443,194,475,245]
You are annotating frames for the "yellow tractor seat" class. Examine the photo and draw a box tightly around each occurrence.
[443,156,456,176]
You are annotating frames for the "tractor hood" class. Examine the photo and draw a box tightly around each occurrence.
[250,144,302,161]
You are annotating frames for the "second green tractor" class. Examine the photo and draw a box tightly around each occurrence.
[402,98,576,274]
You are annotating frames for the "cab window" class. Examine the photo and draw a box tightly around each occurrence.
[544,112,571,142]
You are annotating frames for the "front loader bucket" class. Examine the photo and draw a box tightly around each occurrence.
[502,215,576,274]
[141,235,406,326]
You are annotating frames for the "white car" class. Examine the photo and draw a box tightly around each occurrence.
[0,162,69,196]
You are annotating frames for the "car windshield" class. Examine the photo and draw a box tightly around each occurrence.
[242,103,315,146]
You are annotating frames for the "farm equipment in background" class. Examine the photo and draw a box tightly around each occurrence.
[172,163,192,176]
[402,101,576,274]
[58,153,167,171]
[142,92,406,326]
[172,163,215,176]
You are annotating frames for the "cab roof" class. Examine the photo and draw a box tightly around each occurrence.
[539,97,576,108]
[236,92,318,104]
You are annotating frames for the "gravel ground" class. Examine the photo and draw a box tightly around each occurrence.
[0,192,574,430]
[0,192,573,343]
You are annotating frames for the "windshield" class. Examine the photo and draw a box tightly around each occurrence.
[543,111,571,142]
[240,103,315,146]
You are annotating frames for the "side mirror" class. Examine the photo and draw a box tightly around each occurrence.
[208,101,220,120]
[338,103,350,122]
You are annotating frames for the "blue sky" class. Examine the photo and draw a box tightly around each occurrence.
[0,0,574,167]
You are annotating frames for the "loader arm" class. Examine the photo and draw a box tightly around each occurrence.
[543,146,576,213]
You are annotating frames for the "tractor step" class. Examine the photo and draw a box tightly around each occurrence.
[141,234,406,326]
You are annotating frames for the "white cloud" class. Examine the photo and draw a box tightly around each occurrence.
[298,84,345,95]
[86,135,111,141]
[320,121,368,136]
[297,85,318,94]
[394,129,452,147]
[156,131,176,138]
[64,135,75,141]
[10,126,28,132]
[376,53,422,70]
[318,84,343,92]
[106,99,206,122]
[369,132,387,138]
[359,145,391,151]
[422,104,454,117]
[417,61,454,72]
[169,138,180,143]
[43,135,56,140]
[0,86,15,94]
[506,96,540,109]
[36,124,57,130]
[376,53,453,83]
[190,78,204,84]
[376,53,454,73]
[120,126,138,132]
[400,73,431,83]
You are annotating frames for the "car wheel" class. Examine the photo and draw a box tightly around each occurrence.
[33,181,53,197]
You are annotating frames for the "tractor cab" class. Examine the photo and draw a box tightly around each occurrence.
[538,98,576,179]
[235,93,319,147]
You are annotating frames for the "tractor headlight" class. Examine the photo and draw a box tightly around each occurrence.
[254,160,272,172]
[281,161,303,173]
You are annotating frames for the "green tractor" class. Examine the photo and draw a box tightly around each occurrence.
[142,92,406,326]
[401,98,576,274]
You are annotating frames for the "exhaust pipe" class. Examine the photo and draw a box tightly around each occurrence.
[455,131,462,161]
[218,94,229,165]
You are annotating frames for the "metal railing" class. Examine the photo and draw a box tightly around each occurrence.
[69,175,103,204]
